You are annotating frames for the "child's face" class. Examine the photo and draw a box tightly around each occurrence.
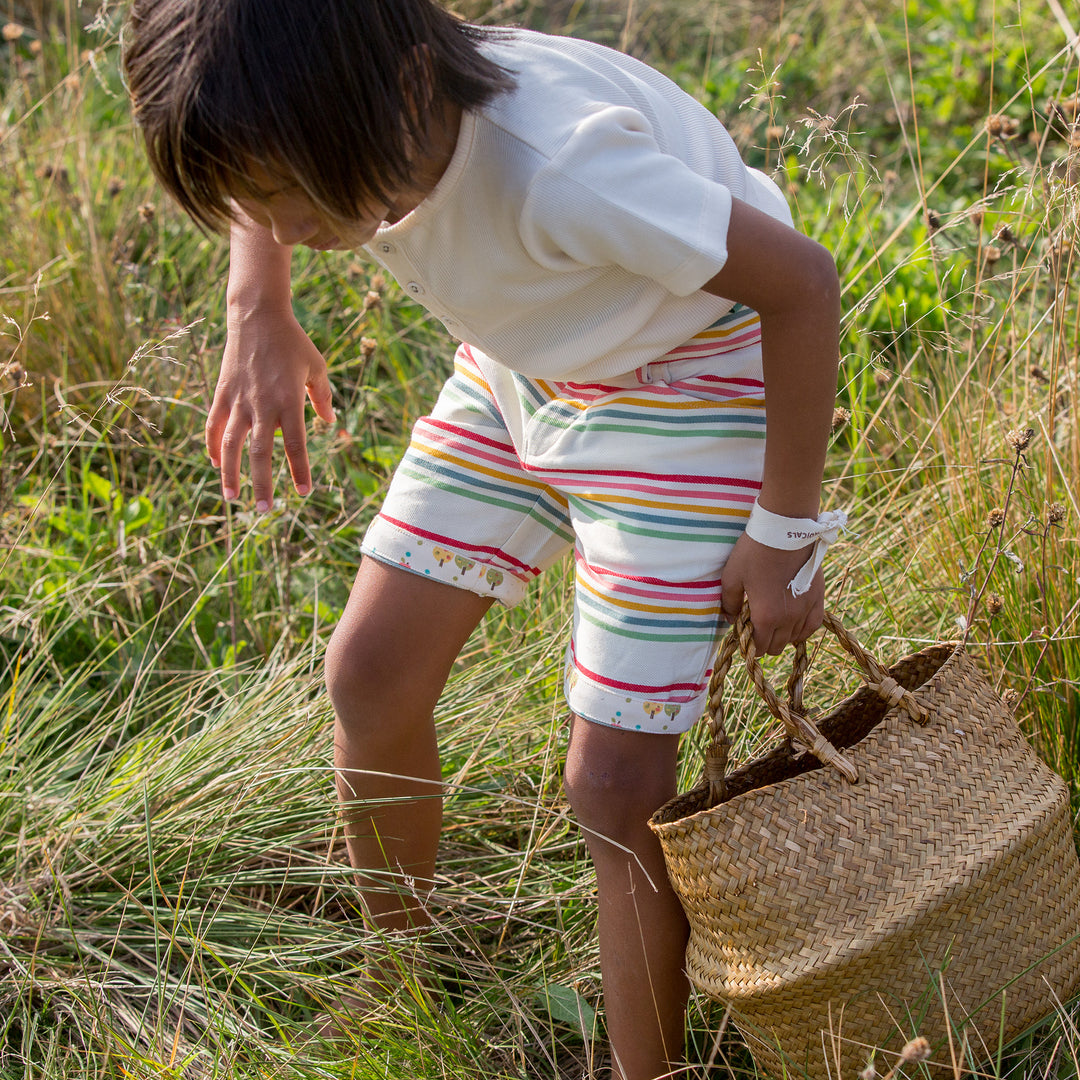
[234,178,390,250]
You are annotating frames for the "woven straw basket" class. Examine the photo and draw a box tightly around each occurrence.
[650,611,1080,1080]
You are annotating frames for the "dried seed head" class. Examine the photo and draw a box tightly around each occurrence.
[926,209,941,233]
[363,291,381,311]
[988,507,1006,528]
[1051,95,1080,120]
[1029,364,1048,383]
[370,273,386,292]
[984,244,1002,264]
[28,38,41,55]
[1005,427,1034,452]
[2,22,24,41]
[1002,688,1021,711]
[765,125,785,142]
[137,202,155,222]
[985,593,1004,617]
[994,224,1016,245]
[360,337,377,358]
[986,114,1019,139]
[831,406,852,432]
[874,367,891,389]
[1048,502,1067,524]
[899,1037,932,1064]
[106,177,125,198]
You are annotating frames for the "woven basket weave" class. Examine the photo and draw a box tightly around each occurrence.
[650,611,1080,1080]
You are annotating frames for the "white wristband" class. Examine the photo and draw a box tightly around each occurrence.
[744,503,849,597]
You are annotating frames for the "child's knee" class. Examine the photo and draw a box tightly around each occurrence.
[324,619,408,724]
[563,723,678,840]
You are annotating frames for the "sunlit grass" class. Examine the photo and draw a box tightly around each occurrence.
[1,0,1078,1077]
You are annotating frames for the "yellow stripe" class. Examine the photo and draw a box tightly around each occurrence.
[689,321,760,342]
[536,393,765,413]
[575,493,752,516]
[414,437,548,491]
[575,573,723,616]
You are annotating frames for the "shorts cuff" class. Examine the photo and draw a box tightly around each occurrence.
[564,664,705,735]
[361,514,532,606]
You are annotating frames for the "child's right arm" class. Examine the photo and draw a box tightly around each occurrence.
[206,209,336,510]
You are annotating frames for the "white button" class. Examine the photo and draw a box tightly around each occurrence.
[377,241,396,255]
[406,281,425,296]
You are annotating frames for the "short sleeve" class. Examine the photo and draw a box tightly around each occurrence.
[518,106,734,296]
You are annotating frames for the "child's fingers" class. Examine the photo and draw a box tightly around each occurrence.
[247,418,278,512]
[219,410,253,503]
[281,403,312,497]
[205,397,230,470]
[307,368,336,424]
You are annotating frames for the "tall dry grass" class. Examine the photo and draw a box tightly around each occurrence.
[1,0,1078,1078]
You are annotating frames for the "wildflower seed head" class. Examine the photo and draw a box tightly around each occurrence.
[899,1037,932,1064]
[137,202,156,222]
[1029,364,1048,383]
[363,291,381,311]
[988,508,1006,528]
[831,406,851,432]
[874,367,891,389]
[985,593,1004,617]
[1005,427,1034,452]
[1002,688,1020,711]
[1051,96,1080,121]
[986,114,1019,139]
[984,244,1002,264]
[360,337,377,358]
[2,22,24,41]
[28,39,41,56]
[994,224,1016,245]
[106,177,125,198]
[1048,502,1066,524]
[926,209,941,233]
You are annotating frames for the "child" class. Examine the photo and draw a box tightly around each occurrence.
[123,1,843,1077]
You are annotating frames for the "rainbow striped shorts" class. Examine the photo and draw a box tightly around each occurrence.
[361,306,765,734]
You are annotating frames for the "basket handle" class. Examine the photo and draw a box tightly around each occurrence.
[702,605,931,807]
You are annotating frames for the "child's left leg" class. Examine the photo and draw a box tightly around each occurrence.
[564,715,690,1080]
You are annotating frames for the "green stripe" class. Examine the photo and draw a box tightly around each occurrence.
[398,464,574,543]
[576,605,718,643]
[567,495,745,543]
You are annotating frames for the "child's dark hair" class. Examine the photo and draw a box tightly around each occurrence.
[123,0,514,232]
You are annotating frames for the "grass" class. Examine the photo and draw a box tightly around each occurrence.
[1,0,1079,1077]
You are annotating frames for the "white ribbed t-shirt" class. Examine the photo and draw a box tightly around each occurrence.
[366,29,792,382]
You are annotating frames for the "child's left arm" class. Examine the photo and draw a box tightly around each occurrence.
[701,198,842,656]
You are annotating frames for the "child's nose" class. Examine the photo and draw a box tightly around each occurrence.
[270,211,318,247]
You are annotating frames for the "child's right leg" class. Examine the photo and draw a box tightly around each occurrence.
[324,556,493,941]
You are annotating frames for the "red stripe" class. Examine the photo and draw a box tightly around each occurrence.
[576,554,723,590]
[570,641,707,696]
[377,514,541,577]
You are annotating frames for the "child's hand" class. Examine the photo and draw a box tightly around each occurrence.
[206,306,336,511]
[720,531,825,656]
